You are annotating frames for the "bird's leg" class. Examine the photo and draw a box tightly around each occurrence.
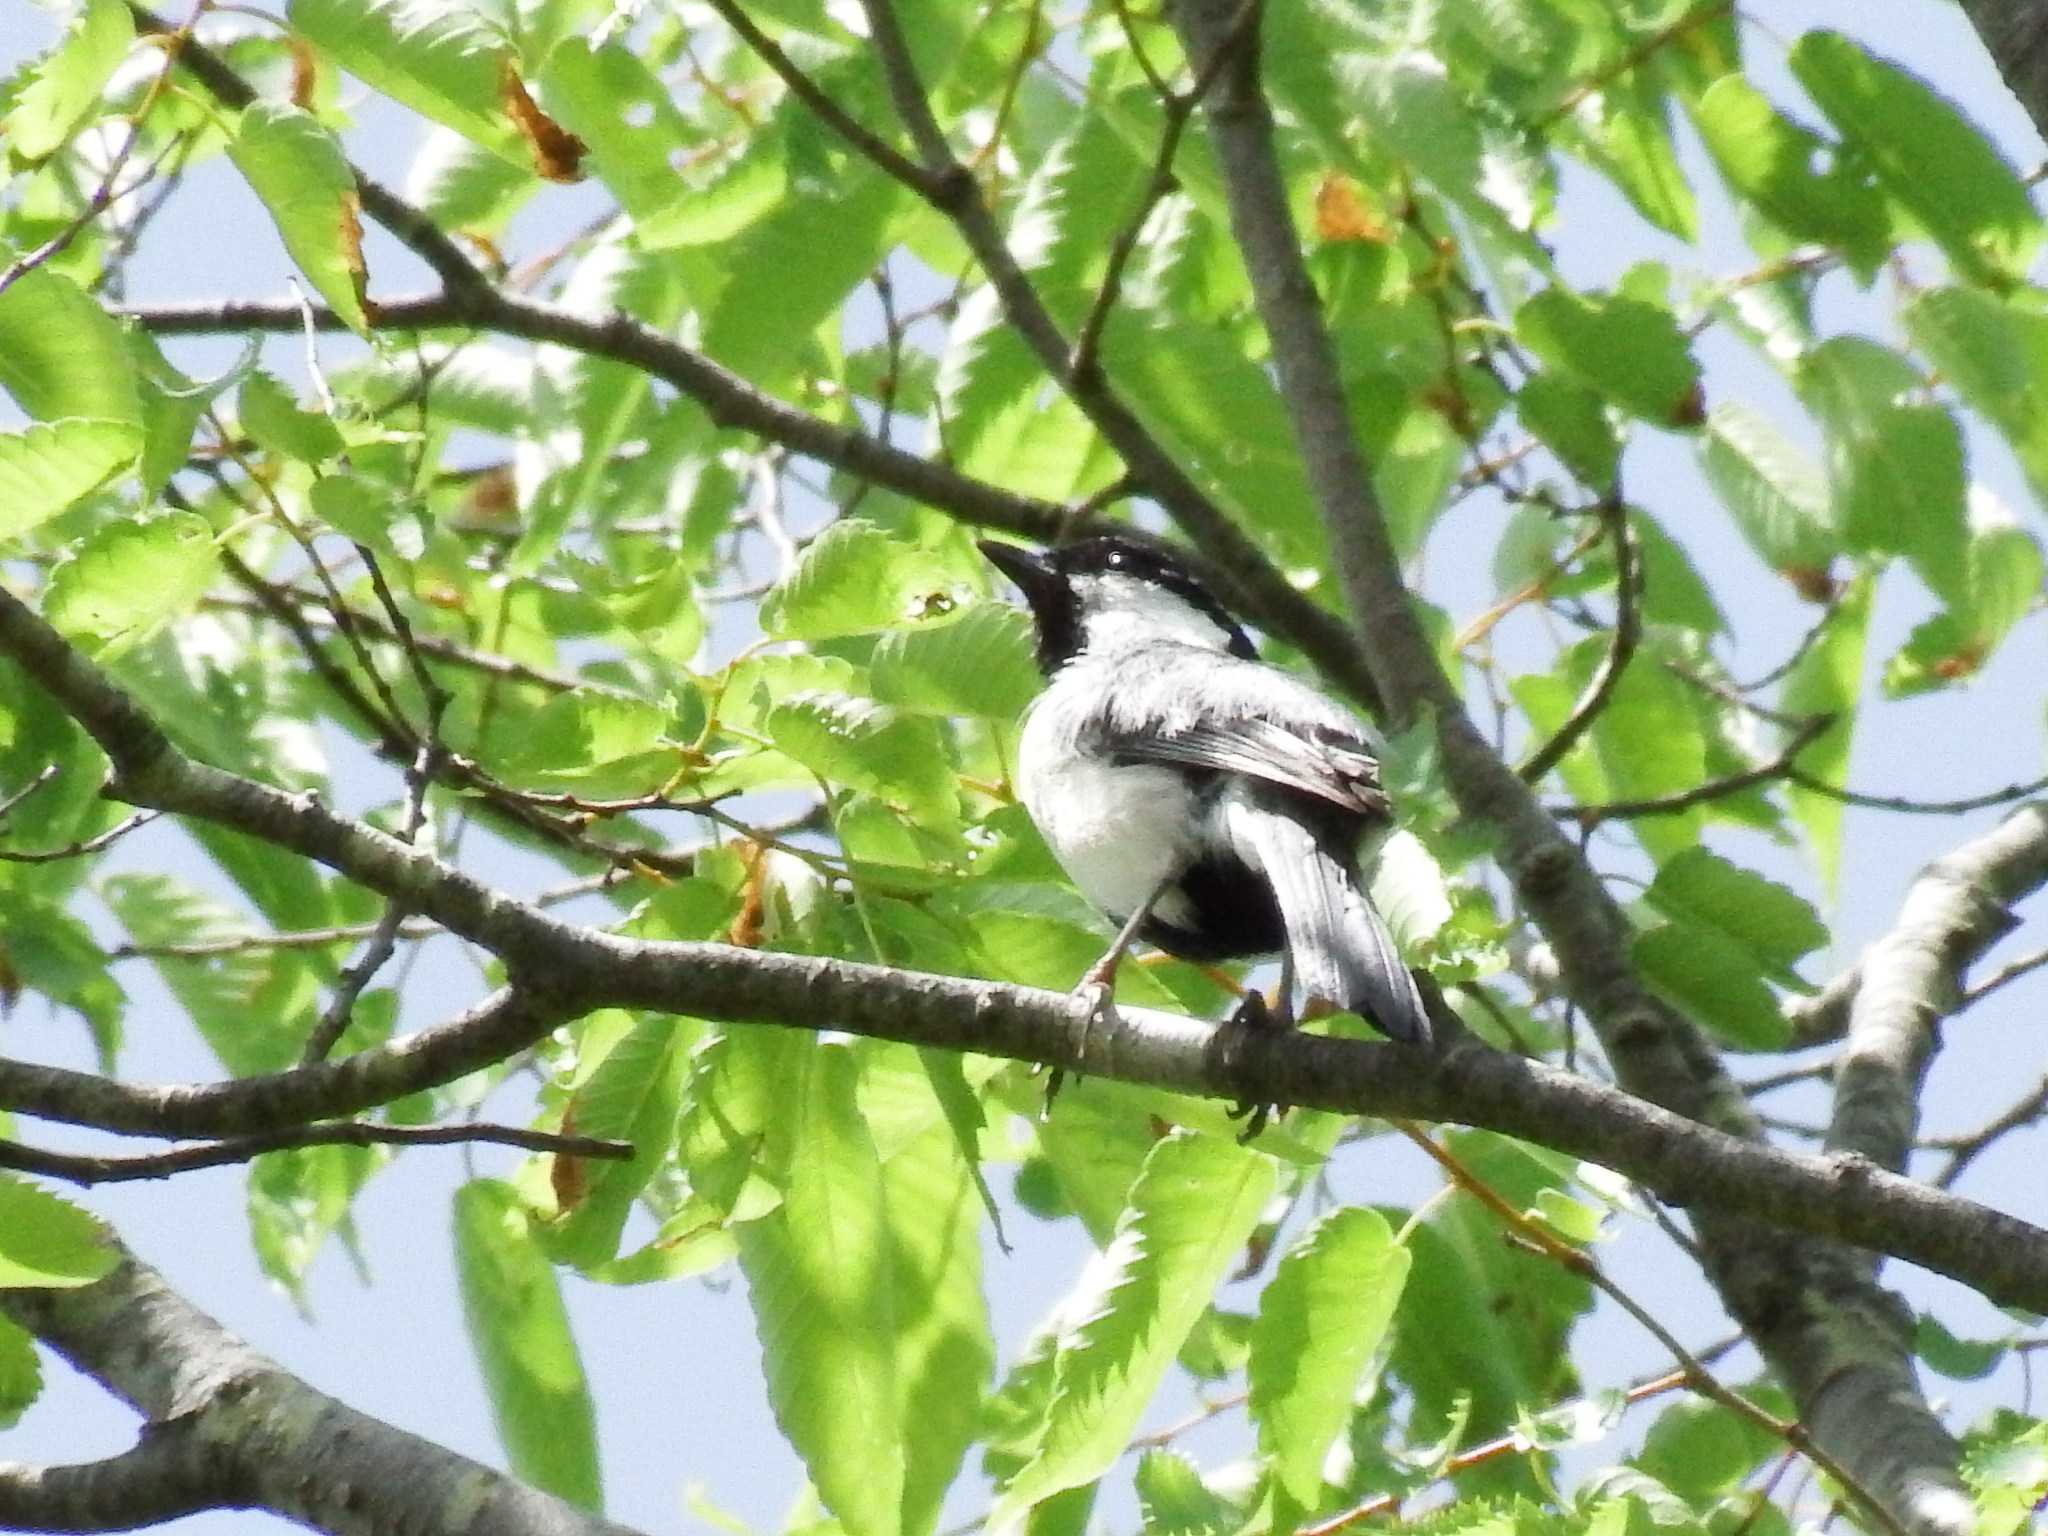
[1044,878,1170,1114]
[1226,950,1296,1141]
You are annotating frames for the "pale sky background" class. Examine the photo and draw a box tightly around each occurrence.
[2,2,2047,1532]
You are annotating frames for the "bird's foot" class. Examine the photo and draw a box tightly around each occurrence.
[1222,989,1293,1142]
[1042,968,1121,1118]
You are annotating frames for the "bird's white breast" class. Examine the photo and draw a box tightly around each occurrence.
[1015,685,1200,928]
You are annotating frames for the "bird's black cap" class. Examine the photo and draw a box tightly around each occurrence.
[978,536,1256,669]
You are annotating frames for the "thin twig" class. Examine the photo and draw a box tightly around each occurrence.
[1932,1071,2048,1189]
[0,765,61,823]
[1568,714,1833,827]
[1786,768,2048,818]
[0,1120,633,1186]
[1390,1121,1912,1536]
[1518,498,1639,783]
[0,810,159,863]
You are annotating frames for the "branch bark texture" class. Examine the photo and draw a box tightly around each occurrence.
[1163,2,1976,1528]
[0,1251,648,1536]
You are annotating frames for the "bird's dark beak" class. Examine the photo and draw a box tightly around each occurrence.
[977,540,1060,610]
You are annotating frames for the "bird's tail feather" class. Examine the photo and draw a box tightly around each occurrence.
[1224,800,1431,1045]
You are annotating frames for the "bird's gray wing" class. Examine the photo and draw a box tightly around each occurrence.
[1083,651,1389,817]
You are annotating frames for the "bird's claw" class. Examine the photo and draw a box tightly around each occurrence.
[1042,976,1120,1119]
[1223,989,1291,1142]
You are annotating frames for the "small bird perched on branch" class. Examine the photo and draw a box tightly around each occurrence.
[980,535,1431,1059]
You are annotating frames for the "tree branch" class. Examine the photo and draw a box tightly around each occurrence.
[1827,803,2048,1173]
[0,1120,632,1187]
[2,1249,651,1536]
[1957,0,2048,149]
[1162,3,1970,1527]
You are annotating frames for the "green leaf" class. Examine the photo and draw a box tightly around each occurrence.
[1517,373,1618,491]
[881,1117,996,1536]
[453,1179,602,1510]
[238,369,345,464]
[870,603,1042,721]
[44,512,220,659]
[0,268,141,426]
[1249,1207,1411,1507]
[1515,288,1702,427]
[289,0,522,166]
[536,40,692,222]
[1689,74,1890,267]
[0,418,142,542]
[1792,30,2040,285]
[0,1315,41,1430]
[1798,337,1967,606]
[1573,78,1695,243]
[1642,847,1826,978]
[1634,1395,1781,1504]
[1631,923,1791,1050]
[993,1132,1277,1524]
[1782,578,1870,890]
[0,1175,115,1288]
[545,1014,692,1269]
[1698,401,1835,575]
[309,472,428,561]
[1133,1450,1241,1536]
[760,520,960,640]
[1884,507,2045,695]
[5,0,134,162]
[249,1140,384,1298]
[1905,286,2048,505]
[228,102,369,335]
[1914,1313,2011,1381]
[766,691,956,826]
[736,1038,905,1536]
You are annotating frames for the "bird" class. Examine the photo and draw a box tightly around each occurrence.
[979,534,1432,1062]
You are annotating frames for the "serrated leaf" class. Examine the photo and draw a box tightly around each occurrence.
[309,472,427,561]
[1698,401,1834,574]
[0,418,141,541]
[545,1014,692,1268]
[229,102,369,335]
[737,1038,904,1536]
[760,520,960,640]
[1799,337,1967,606]
[289,0,521,165]
[238,369,344,463]
[1133,1450,1240,1536]
[1642,847,1825,976]
[1689,75,1890,268]
[536,40,690,221]
[1631,923,1791,1050]
[0,1315,41,1430]
[994,1132,1277,1523]
[1792,30,2040,285]
[0,268,141,427]
[1249,1207,1410,1506]
[870,603,1041,720]
[44,512,219,659]
[1518,373,1618,490]
[249,1140,383,1299]
[1905,286,2048,506]
[453,1179,602,1509]
[1516,288,1702,427]
[766,691,955,826]
[5,0,134,162]
[0,1175,115,1287]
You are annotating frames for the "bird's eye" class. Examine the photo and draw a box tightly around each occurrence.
[1105,549,1125,570]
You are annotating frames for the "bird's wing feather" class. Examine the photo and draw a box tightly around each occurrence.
[1079,649,1388,816]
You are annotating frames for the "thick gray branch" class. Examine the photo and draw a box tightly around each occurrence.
[1828,803,2048,1170]
[2,1251,646,1536]
[1163,2,1972,1528]
[1959,0,2048,147]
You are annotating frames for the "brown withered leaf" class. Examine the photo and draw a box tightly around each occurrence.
[501,60,585,183]
[1313,173,1391,243]
[1780,564,1839,604]
[338,191,370,314]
